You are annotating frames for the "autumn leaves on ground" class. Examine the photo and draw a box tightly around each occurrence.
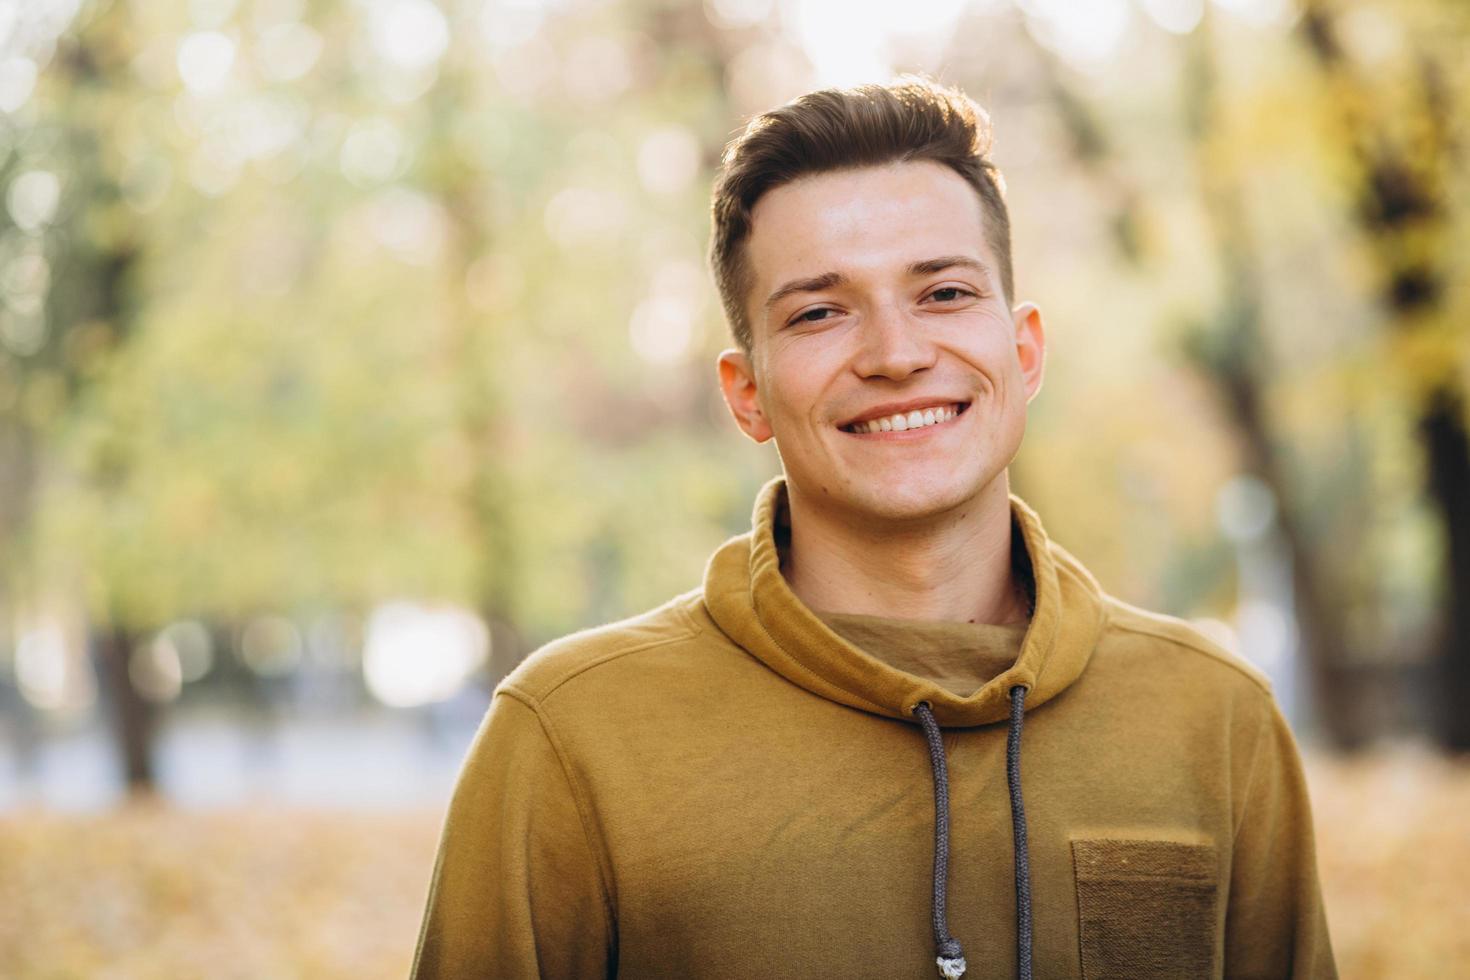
[1,748,1466,979]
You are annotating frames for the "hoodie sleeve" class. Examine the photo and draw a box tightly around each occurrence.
[1224,699,1337,978]
[411,689,615,980]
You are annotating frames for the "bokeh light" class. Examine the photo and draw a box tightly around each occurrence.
[361,601,489,708]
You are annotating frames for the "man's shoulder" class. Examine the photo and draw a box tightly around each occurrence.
[1098,593,1274,698]
[497,589,718,704]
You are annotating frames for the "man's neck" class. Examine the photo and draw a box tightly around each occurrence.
[780,477,1030,626]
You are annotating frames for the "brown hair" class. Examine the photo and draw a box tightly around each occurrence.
[709,77,1013,352]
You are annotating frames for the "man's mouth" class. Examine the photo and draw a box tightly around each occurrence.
[839,401,970,435]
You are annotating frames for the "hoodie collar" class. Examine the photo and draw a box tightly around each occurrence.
[703,477,1108,727]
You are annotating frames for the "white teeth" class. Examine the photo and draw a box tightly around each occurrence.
[847,402,964,434]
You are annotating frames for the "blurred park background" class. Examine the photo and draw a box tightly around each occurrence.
[0,0,1467,975]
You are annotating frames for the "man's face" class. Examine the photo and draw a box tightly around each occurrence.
[718,160,1045,525]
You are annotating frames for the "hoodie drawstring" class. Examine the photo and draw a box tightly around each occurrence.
[912,686,1033,980]
[1006,685,1033,980]
[913,700,966,979]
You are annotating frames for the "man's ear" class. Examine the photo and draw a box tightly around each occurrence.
[1011,301,1046,403]
[717,348,774,443]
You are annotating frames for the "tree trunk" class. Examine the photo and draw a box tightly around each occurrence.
[1421,386,1470,749]
[92,621,156,793]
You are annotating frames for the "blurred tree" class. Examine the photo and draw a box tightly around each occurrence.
[1017,13,1366,744]
[1182,17,1362,748]
[417,50,531,679]
[1298,0,1470,751]
[1031,43,1150,267]
[1176,13,1358,743]
[0,1,157,789]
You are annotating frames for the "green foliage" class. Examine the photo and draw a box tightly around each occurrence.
[0,0,1464,667]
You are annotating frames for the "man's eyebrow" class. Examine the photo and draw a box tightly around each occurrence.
[764,271,848,311]
[762,258,988,313]
[907,255,990,278]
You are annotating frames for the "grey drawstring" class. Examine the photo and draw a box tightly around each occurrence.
[1007,685,1033,980]
[912,686,1033,980]
[913,701,966,979]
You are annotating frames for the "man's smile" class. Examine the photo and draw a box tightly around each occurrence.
[838,400,972,435]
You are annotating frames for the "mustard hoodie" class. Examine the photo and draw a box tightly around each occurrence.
[412,479,1336,979]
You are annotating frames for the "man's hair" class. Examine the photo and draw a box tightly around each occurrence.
[709,77,1014,352]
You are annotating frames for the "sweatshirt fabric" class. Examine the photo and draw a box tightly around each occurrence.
[412,478,1337,979]
[815,613,1029,698]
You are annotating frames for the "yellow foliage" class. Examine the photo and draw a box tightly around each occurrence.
[0,799,442,978]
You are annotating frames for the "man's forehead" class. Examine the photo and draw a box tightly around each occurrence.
[750,161,984,228]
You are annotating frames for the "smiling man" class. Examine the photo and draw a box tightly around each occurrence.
[412,79,1336,979]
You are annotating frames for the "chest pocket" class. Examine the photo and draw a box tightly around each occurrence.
[1071,838,1219,980]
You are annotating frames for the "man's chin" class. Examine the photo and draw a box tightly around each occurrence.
[805,475,986,526]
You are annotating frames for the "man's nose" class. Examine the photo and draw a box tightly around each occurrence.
[851,302,936,380]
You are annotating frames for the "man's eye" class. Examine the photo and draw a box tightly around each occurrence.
[794,307,834,323]
[929,287,973,302]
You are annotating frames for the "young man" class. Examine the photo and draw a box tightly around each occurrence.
[412,79,1336,979]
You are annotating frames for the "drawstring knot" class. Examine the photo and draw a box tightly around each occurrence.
[937,949,967,980]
